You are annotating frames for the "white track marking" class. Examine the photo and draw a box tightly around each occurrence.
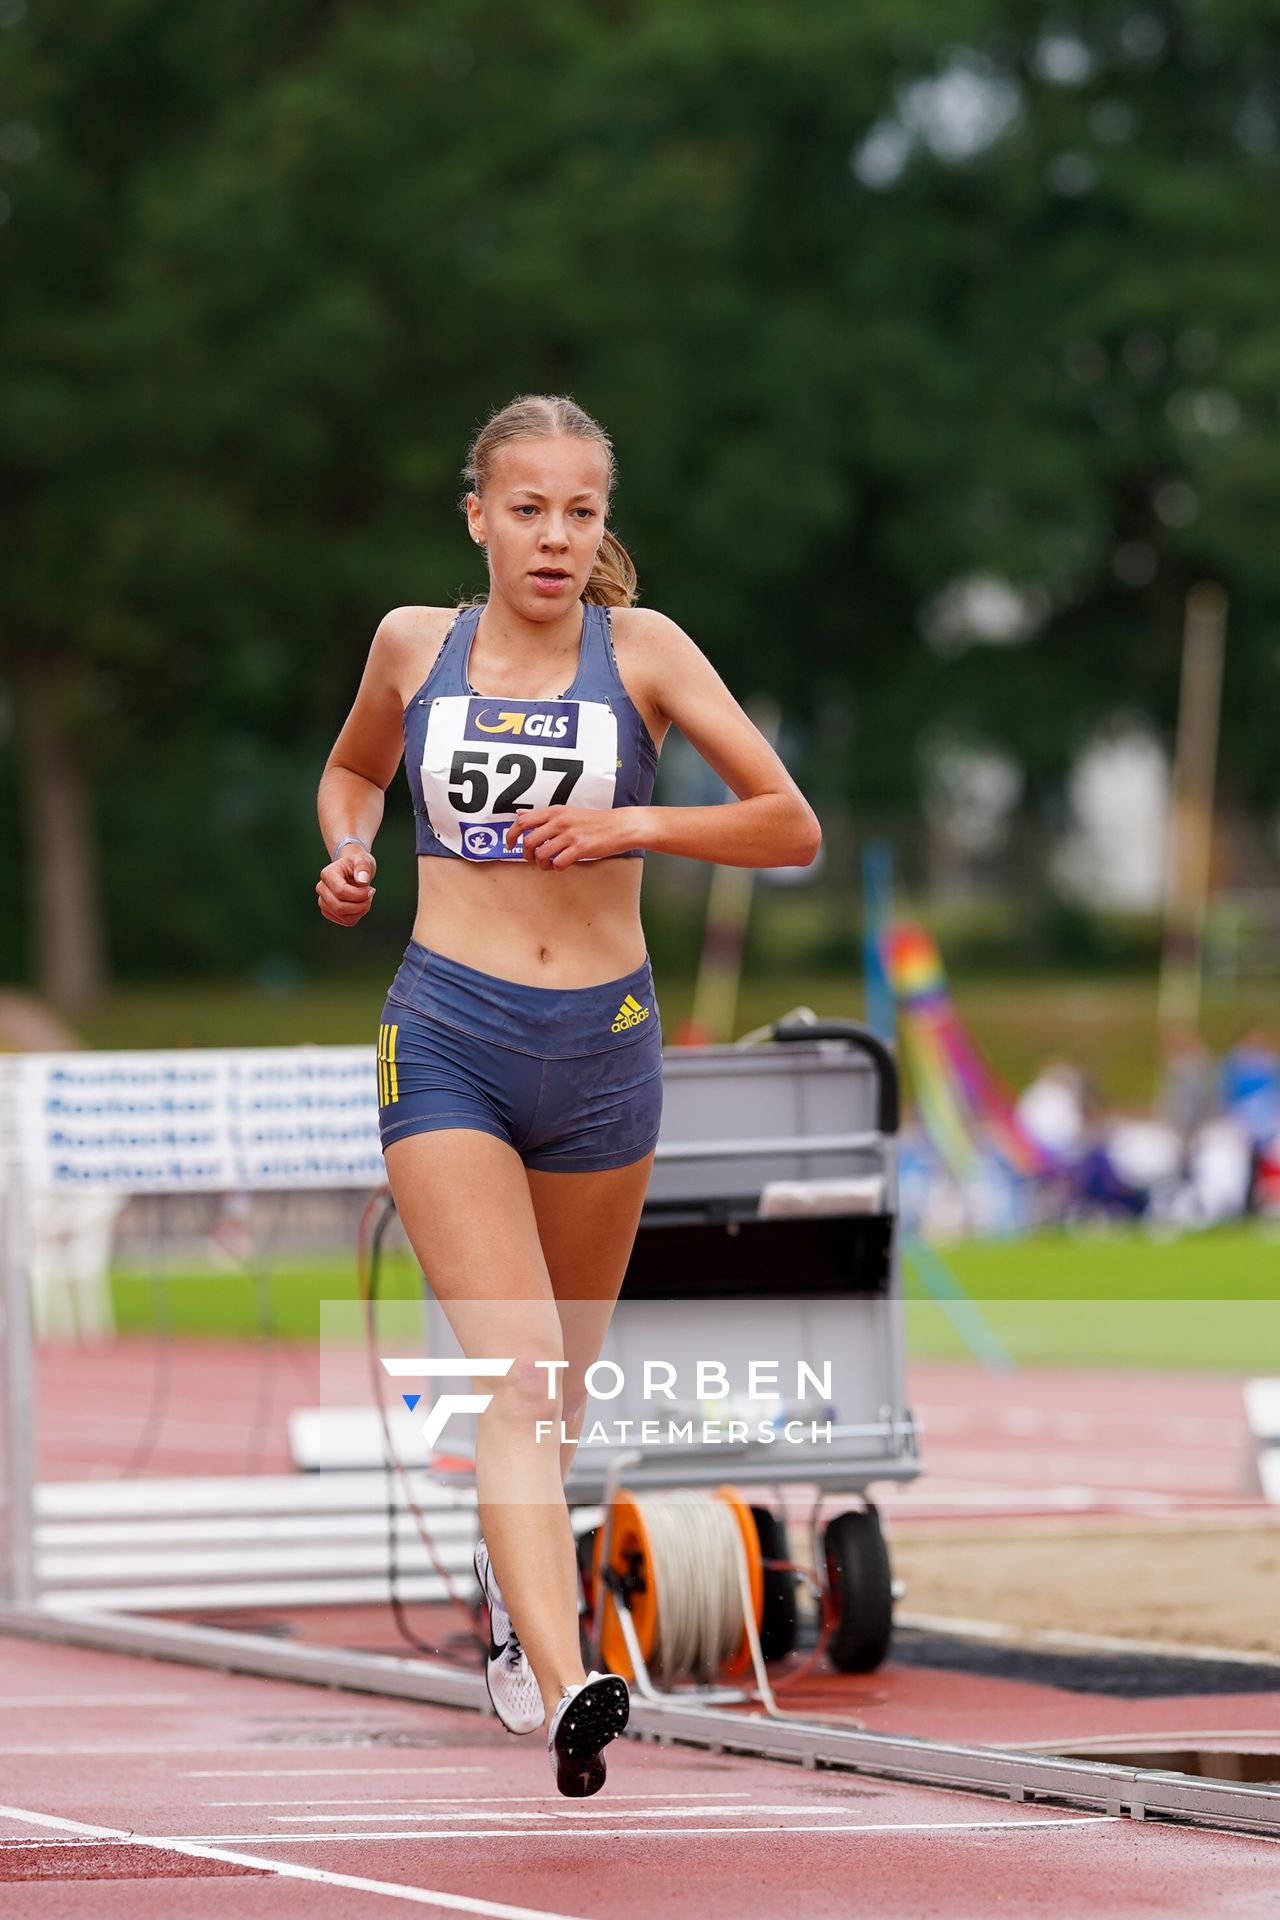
[0,1802,598,1919]
[261,1805,928,1824]
[206,1792,752,1806]
[144,1817,1119,1843]
[1018,1729,1280,1753]
[0,1694,197,1709]
[880,1485,1240,1512]
[0,1818,1140,1852]
[916,1403,1244,1447]
[192,1769,487,1782]
[920,1447,1241,1488]
[0,1745,445,1757]
[897,1611,1280,1668]
[0,1751,466,1758]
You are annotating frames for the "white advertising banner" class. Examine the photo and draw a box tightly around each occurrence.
[12,1047,383,1194]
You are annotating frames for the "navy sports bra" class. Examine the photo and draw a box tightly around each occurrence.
[403,601,659,862]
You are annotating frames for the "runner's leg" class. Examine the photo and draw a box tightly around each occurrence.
[384,1127,584,1717]
[527,1150,656,1485]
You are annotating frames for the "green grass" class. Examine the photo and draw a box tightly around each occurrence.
[903,1296,1280,1371]
[108,1230,1280,1373]
[923,1226,1280,1300]
[73,968,1280,1111]
[75,970,868,1052]
[904,1228,1280,1370]
[77,977,399,1051]
[109,1251,425,1342]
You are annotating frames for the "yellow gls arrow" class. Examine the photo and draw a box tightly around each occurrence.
[474,710,525,734]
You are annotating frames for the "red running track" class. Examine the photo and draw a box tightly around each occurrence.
[11,1337,1280,1912]
[178,1592,1280,1758]
[2,1632,1279,1920]
[29,1338,1266,1517]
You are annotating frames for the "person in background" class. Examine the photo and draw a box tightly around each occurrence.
[1156,1024,1216,1173]
[1017,1058,1150,1220]
[1221,1026,1280,1212]
[1014,1060,1087,1162]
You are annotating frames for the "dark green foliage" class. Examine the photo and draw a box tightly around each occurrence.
[2,2,1279,981]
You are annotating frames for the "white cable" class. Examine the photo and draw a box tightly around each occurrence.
[635,1492,747,1683]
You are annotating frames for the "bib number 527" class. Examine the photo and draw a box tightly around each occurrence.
[448,749,583,815]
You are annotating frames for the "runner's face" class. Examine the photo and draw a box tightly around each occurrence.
[471,437,609,618]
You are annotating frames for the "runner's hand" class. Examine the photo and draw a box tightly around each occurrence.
[316,844,378,925]
[504,808,643,868]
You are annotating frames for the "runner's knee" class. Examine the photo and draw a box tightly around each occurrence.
[490,1351,565,1422]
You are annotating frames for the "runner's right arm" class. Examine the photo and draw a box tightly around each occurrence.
[315,611,413,928]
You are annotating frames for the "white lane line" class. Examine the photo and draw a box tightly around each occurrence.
[0,1746,456,1758]
[925,1448,1236,1488]
[916,1405,1244,1447]
[897,1611,1280,1669]
[1018,1729,1280,1753]
[188,1767,473,1779]
[206,1783,498,1804]
[882,1487,1191,1510]
[147,1817,1118,1843]
[206,1792,751,1807]
[0,1802,597,1920]
[0,1695,197,1709]
[259,1805,935,1825]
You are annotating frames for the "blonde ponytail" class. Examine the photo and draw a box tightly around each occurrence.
[584,526,638,607]
[463,394,638,606]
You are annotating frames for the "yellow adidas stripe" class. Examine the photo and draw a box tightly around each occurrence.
[376,1023,400,1106]
[624,994,644,1012]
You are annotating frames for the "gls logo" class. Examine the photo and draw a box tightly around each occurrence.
[474,711,570,739]
[464,699,579,748]
[381,1356,513,1447]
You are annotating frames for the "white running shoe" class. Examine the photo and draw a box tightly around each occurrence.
[546,1670,630,1798]
[473,1537,543,1736]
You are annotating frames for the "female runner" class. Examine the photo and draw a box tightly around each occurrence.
[316,394,821,1797]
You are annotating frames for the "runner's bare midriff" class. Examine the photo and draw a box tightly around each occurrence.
[412,853,647,988]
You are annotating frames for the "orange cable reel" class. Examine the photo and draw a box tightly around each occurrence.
[593,1484,764,1685]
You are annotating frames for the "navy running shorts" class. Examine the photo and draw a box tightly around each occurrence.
[376,939,663,1173]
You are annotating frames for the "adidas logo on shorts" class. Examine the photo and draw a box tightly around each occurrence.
[611,993,651,1033]
[377,1022,400,1105]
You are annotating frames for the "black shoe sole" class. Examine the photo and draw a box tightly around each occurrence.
[550,1675,630,1798]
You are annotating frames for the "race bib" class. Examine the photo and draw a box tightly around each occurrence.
[422,696,619,861]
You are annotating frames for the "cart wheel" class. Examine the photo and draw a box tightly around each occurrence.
[823,1506,893,1673]
[749,1506,798,1661]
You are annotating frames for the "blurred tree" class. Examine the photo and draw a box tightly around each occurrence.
[3,0,1280,995]
[0,1,370,1007]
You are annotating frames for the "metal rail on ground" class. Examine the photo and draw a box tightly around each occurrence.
[0,1601,1277,1839]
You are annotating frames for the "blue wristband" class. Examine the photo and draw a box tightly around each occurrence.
[332,835,370,861]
